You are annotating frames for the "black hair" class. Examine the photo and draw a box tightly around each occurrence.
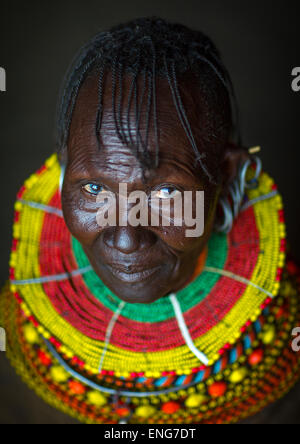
[55,16,241,184]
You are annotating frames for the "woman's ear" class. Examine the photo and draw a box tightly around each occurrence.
[220,142,250,192]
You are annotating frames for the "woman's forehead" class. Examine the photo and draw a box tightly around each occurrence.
[69,72,203,158]
[66,69,227,188]
[70,71,196,134]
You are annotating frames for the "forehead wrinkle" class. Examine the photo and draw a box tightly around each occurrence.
[67,72,210,187]
[69,72,204,159]
[68,145,145,186]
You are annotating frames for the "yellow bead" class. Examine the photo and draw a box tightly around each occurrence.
[9,253,17,267]
[13,224,20,239]
[229,367,248,384]
[14,201,22,211]
[187,387,196,394]
[87,391,107,406]
[261,325,276,345]
[23,324,39,344]
[50,366,69,383]
[43,331,50,339]
[273,283,280,292]
[135,405,156,418]
[25,175,38,188]
[45,154,57,168]
[185,394,208,408]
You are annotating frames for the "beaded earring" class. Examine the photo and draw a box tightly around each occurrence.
[215,154,262,234]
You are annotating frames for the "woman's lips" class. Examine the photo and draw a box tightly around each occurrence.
[106,264,161,283]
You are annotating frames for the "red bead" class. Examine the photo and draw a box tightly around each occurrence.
[49,337,61,348]
[9,268,15,280]
[248,349,264,366]
[115,407,131,417]
[29,316,39,327]
[208,381,227,398]
[14,292,22,303]
[161,401,181,414]
[37,350,52,366]
[278,209,285,223]
[16,185,26,199]
[36,165,47,175]
[68,380,86,395]
[12,239,18,251]
[275,306,285,319]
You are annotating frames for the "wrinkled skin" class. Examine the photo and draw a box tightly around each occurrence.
[61,71,247,304]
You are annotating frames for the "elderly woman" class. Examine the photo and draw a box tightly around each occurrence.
[1,16,300,424]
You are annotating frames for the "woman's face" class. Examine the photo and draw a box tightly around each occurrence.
[61,72,227,304]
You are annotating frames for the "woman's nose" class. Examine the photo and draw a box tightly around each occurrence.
[102,226,156,254]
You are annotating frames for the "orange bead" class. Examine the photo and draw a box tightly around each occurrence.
[68,380,86,395]
[208,381,227,398]
[161,401,181,414]
[248,349,264,366]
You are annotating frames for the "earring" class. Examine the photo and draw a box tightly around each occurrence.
[59,163,66,194]
[215,155,262,234]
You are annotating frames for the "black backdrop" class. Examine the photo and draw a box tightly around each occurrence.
[1,0,300,424]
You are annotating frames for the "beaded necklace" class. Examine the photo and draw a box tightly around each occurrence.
[2,153,300,424]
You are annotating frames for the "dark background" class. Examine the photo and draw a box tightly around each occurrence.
[1,0,300,424]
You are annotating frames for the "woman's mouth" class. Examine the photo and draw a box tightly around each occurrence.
[106,263,161,283]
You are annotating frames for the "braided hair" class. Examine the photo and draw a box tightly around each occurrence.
[55,16,241,184]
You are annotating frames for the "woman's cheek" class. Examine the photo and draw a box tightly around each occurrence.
[62,192,101,245]
[151,225,202,251]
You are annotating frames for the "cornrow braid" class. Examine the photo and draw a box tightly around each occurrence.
[55,16,242,183]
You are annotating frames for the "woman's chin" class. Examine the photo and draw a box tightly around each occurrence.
[96,271,171,304]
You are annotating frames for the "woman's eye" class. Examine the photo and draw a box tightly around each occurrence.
[154,186,180,199]
[82,183,105,196]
